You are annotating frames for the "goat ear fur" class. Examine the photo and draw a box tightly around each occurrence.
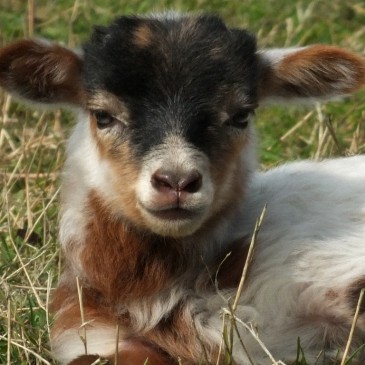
[0,39,84,105]
[257,45,365,102]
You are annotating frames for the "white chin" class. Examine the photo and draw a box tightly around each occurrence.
[140,211,206,238]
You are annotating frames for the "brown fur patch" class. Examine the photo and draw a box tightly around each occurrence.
[259,45,365,99]
[79,191,192,303]
[51,283,120,340]
[133,24,153,48]
[326,289,339,300]
[89,113,106,156]
[0,40,84,105]
[104,142,146,226]
[87,119,146,227]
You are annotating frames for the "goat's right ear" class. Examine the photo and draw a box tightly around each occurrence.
[257,45,365,103]
[0,39,84,106]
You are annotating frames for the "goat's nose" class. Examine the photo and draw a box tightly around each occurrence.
[151,169,202,193]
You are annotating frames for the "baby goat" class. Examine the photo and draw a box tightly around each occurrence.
[1,13,365,365]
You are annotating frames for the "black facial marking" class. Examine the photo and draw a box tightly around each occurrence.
[82,14,259,156]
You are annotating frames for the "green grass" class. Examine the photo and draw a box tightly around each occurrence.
[1,0,365,364]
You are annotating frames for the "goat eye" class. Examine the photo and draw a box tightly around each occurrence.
[225,109,252,129]
[92,110,117,129]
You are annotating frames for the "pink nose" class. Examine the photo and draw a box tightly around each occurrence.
[151,169,202,194]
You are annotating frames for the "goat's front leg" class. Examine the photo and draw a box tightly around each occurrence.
[51,284,180,365]
[66,339,177,365]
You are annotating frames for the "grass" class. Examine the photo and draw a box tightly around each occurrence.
[0,0,365,364]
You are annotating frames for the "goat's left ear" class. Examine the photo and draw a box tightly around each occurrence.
[0,39,84,105]
[257,45,365,103]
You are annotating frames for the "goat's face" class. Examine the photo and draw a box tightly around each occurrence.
[82,15,258,237]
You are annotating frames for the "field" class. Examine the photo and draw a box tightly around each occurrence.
[1,0,365,364]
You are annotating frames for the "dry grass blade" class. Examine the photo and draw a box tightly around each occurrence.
[5,207,46,310]
[27,0,35,37]
[324,115,342,154]
[76,276,88,355]
[216,313,227,365]
[24,186,60,242]
[232,204,266,312]
[46,273,53,346]
[280,111,314,142]
[1,336,52,365]
[192,319,211,364]
[115,323,120,365]
[340,288,365,365]
[227,302,255,365]
[7,298,11,364]
[222,310,286,365]
[222,205,266,365]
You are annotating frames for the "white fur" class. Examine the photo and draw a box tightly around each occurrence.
[59,111,117,248]
[258,47,306,65]
[52,325,126,365]
[217,156,365,363]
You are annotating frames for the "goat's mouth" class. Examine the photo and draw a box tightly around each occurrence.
[145,206,198,221]
[137,201,207,237]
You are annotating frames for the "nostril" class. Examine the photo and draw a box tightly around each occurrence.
[151,171,177,191]
[178,170,202,193]
[151,169,202,194]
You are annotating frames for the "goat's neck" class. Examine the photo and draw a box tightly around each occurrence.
[62,188,246,306]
